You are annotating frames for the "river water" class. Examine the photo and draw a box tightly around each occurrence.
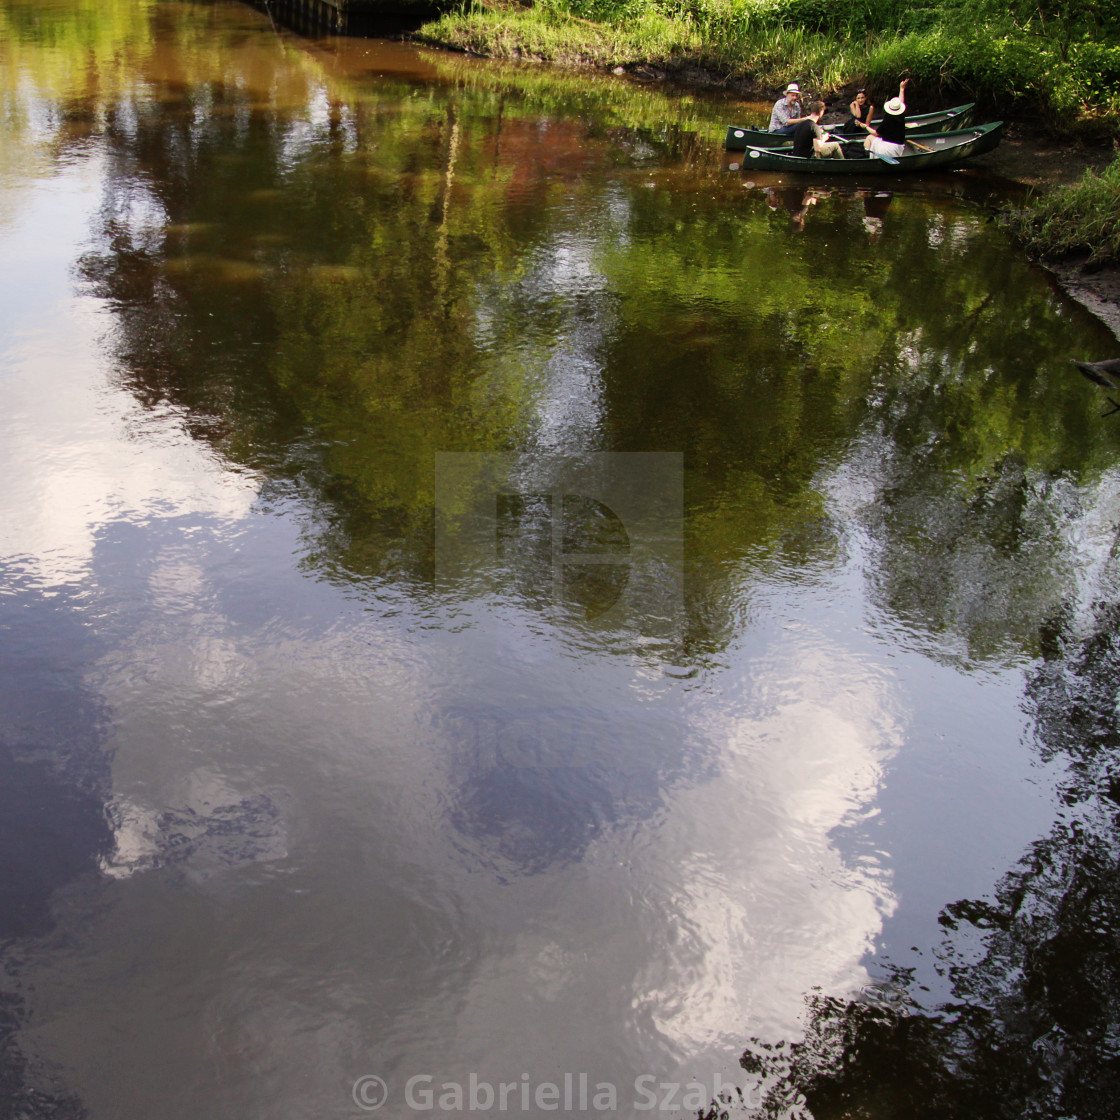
[2,1,1119,1117]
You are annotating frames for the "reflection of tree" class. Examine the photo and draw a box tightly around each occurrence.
[43,0,1120,666]
[860,452,1078,662]
[725,590,1120,1120]
[589,190,1120,659]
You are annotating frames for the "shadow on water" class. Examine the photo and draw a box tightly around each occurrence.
[249,0,439,38]
[0,571,112,1119]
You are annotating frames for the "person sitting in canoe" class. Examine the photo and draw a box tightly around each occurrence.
[768,83,812,135]
[842,89,875,136]
[792,102,845,159]
[863,78,909,158]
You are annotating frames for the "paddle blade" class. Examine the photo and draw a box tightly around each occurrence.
[873,153,900,165]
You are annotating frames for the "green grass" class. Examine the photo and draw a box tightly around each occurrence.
[1009,156,1120,266]
[419,3,880,90]
[416,0,1120,137]
[417,6,702,69]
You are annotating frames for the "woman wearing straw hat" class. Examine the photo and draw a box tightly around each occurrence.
[768,83,812,135]
[864,78,910,158]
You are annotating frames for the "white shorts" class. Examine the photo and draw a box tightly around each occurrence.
[867,137,906,158]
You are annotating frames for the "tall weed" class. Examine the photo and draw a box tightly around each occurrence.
[1010,156,1120,266]
[425,0,1120,134]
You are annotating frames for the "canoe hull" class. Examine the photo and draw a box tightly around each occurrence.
[724,102,976,150]
[731,122,1004,174]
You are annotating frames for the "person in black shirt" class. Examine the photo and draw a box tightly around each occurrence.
[791,102,845,160]
[864,79,909,158]
[842,89,875,136]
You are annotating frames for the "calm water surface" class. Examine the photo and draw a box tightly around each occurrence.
[2,1,1119,1117]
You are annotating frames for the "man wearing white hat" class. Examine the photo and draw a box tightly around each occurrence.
[864,78,910,158]
[768,82,811,135]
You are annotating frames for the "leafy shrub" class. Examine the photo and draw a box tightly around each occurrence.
[897,6,940,33]
[726,0,910,35]
[1070,42,1120,98]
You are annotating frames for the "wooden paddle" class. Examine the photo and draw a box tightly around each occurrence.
[907,140,934,152]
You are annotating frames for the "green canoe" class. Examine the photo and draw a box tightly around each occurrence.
[724,102,976,151]
[729,121,1004,174]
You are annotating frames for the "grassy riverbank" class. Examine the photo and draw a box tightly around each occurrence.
[1011,156,1120,268]
[418,0,1120,136]
[417,0,1120,265]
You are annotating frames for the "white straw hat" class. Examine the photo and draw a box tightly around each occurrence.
[785,83,800,93]
[884,97,905,115]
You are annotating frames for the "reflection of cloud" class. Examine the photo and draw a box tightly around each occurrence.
[101,784,289,883]
[0,156,254,590]
[16,514,901,1118]
[0,266,257,588]
[630,640,900,1050]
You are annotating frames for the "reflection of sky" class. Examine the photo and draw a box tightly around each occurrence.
[0,570,113,941]
[1,156,904,1117]
[529,237,609,454]
[276,85,361,170]
[0,161,255,586]
[1,59,1106,1120]
[475,229,612,454]
[815,433,1072,996]
[15,510,906,1115]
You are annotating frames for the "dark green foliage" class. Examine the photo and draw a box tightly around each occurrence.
[753,0,910,36]
[1074,41,1120,99]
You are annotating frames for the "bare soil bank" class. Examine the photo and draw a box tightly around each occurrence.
[1043,258,1120,340]
[970,122,1114,190]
